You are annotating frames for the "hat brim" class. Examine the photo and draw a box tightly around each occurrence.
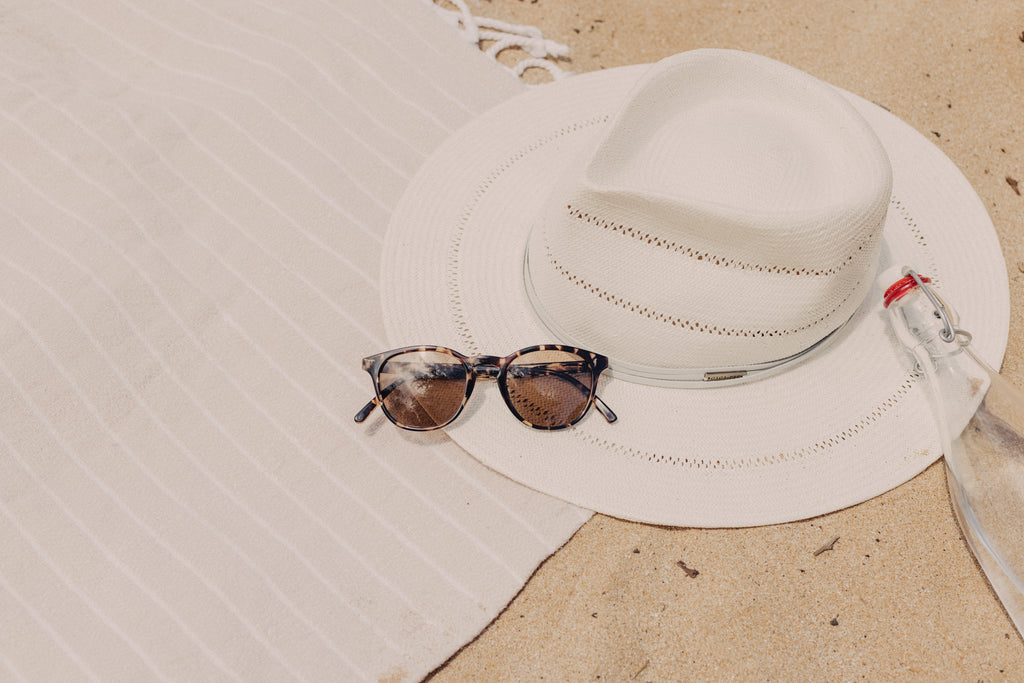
[380,63,1008,527]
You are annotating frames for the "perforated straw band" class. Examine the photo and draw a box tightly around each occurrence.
[523,249,847,386]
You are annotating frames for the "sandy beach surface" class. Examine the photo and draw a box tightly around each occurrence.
[429,1,1024,679]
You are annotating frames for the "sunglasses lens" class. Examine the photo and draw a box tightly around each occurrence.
[378,350,468,429]
[506,349,595,428]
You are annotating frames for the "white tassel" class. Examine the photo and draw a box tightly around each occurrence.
[425,0,571,81]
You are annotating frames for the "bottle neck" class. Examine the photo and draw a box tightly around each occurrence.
[886,279,990,445]
[887,287,963,360]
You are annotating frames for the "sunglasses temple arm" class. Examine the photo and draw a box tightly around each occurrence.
[353,372,416,423]
[353,396,380,423]
[593,393,617,423]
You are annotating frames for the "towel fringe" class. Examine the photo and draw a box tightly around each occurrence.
[426,0,571,81]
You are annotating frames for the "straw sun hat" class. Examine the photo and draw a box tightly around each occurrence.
[378,49,1008,526]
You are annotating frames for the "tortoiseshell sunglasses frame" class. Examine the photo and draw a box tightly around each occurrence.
[354,344,617,431]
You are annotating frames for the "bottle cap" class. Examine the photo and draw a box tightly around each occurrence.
[881,269,931,308]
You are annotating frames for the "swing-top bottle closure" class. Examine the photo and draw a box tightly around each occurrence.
[883,268,973,359]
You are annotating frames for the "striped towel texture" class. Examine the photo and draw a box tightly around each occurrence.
[0,1,590,680]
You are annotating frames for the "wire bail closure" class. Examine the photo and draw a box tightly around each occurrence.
[902,267,973,346]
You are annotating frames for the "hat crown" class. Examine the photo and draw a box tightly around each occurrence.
[524,50,893,381]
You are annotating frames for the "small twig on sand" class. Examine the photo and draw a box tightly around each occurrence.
[813,535,840,556]
[631,660,650,679]
[676,560,699,577]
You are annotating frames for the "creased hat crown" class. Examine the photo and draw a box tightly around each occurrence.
[524,50,893,381]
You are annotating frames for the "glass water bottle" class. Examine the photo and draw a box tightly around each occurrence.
[884,268,1023,637]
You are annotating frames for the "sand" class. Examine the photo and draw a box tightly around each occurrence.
[428,1,1024,679]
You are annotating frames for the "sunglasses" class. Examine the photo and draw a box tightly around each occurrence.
[354,344,618,431]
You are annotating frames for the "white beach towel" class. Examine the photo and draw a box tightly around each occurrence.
[0,1,588,680]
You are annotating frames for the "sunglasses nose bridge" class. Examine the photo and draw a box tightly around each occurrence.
[468,355,503,380]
